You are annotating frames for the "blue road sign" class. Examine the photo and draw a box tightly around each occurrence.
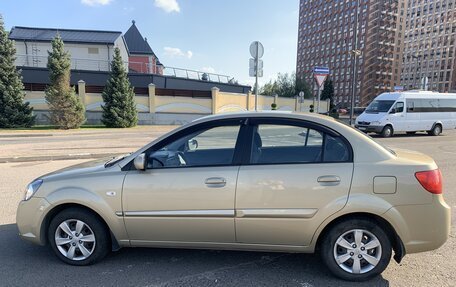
[313,66,330,75]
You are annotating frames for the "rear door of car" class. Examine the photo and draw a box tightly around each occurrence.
[235,118,354,246]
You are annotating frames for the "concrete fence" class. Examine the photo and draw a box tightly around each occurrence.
[25,81,329,125]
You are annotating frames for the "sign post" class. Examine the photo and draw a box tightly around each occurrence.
[298,91,304,112]
[249,41,264,111]
[313,67,330,113]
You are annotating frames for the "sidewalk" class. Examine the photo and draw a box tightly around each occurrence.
[0,126,177,163]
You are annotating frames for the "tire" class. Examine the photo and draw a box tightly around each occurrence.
[48,207,110,266]
[428,124,442,136]
[380,126,393,138]
[320,218,392,282]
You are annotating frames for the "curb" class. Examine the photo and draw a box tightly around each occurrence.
[0,152,123,163]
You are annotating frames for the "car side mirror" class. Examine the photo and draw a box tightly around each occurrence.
[389,108,396,114]
[188,139,198,151]
[133,153,147,171]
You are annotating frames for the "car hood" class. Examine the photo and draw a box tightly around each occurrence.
[38,157,114,181]
[357,112,386,123]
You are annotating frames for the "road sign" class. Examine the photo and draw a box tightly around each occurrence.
[250,41,264,59]
[249,58,263,77]
[299,91,304,98]
[314,74,327,87]
[313,66,330,75]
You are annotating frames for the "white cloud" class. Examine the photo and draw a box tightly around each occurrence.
[163,47,193,59]
[154,0,180,13]
[81,0,112,6]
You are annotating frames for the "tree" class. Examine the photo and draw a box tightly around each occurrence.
[45,35,85,129]
[260,72,312,99]
[0,15,35,128]
[101,47,137,128]
[320,78,335,108]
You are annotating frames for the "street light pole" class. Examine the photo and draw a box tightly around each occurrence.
[349,0,361,126]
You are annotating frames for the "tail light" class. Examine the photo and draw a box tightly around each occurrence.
[415,169,443,194]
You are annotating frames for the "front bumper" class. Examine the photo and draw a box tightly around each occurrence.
[16,197,51,245]
[384,195,451,254]
[355,124,384,133]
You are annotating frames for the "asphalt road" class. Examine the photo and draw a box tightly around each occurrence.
[1,130,456,286]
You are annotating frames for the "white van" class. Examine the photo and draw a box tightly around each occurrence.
[355,91,456,137]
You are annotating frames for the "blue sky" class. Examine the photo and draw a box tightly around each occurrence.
[2,0,299,87]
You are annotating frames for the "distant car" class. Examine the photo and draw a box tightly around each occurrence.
[17,112,450,281]
[356,91,456,137]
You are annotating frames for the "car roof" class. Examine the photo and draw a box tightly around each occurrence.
[193,111,336,124]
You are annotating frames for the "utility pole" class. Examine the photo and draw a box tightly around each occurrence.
[349,0,361,126]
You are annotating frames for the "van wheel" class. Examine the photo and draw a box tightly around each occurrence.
[428,124,442,136]
[381,126,393,138]
[48,208,110,266]
[320,218,392,281]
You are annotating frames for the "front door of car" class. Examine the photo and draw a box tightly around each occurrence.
[122,119,245,244]
[235,119,354,246]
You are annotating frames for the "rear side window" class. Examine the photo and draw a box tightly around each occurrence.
[250,124,350,164]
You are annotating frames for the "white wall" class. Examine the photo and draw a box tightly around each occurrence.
[13,37,128,71]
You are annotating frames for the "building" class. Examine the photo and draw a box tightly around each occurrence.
[296,0,407,106]
[400,0,456,92]
[8,23,252,125]
[9,26,129,71]
[124,20,163,75]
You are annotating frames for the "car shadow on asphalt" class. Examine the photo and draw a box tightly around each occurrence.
[0,224,390,286]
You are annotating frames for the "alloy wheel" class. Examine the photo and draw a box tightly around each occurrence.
[54,219,96,261]
[333,229,382,274]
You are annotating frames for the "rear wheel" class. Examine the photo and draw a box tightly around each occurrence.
[428,124,442,136]
[48,208,110,265]
[380,126,393,138]
[321,218,392,281]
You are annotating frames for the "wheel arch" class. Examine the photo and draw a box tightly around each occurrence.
[314,212,405,263]
[40,203,121,251]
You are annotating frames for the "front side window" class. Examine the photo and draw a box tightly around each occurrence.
[394,102,404,113]
[250,124,350,164]
[148,125,241,168]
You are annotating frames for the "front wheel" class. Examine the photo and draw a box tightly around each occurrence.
[320,219,392,281]
[48,208,110,265]
[380,126,393,138]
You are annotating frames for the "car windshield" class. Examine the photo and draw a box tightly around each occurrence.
[365,100,396,113]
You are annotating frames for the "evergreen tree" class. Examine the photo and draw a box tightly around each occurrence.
[259,72,312,99]
[45,35,85,129]
[101,47,137,128]
[0,15,35,128]
[320,78,335,108]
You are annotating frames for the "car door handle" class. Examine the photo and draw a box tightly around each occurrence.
[205,177,227,187]
[317,176,341,185]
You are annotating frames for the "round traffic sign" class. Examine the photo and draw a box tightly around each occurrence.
[250,41,264,59]
[299,91,304,97]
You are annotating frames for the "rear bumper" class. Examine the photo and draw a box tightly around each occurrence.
[384,195,451,254]
[355,124,384,133]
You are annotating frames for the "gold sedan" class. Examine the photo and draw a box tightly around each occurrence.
[16,112,451,281]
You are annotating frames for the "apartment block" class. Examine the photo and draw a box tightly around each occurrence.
[401,0,456,92]
[296,0,407,106]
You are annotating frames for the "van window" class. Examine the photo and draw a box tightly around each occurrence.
[394,102,404,113]
[365,100,395,113]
